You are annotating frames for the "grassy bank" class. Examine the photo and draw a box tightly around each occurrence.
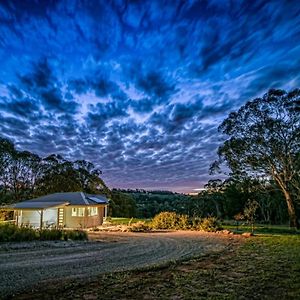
[14,231,300,299]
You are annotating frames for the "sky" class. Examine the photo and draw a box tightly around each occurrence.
[0,0,300,193]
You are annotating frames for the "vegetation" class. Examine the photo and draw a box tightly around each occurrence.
[109,181,290,228]
[212,89,300,229]
[109,190,136,217]
[151,212,190,230]
[0,137,110,206]
[198,216,222,232]
[0,224,87,242]
[127,221,151,232]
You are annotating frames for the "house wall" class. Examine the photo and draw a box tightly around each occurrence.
[64,206,105,228]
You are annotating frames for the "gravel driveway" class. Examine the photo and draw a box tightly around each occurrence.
[0,231,239,298]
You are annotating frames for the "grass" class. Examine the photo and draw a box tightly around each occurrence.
[223,223,298,235]
[14,227,300,299]
[110,217,149,225]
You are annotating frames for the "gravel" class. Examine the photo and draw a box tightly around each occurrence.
[0,231,238,298]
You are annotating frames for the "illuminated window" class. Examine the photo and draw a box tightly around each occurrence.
[87,207,98,216]
[91,207,98,216]
[71,207,85,217]
[78,208,85,217]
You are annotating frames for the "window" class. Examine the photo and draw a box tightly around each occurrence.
[88,207,98,216]
[72,208,77,216]
[78,208,85,217]
[71,207,85,217]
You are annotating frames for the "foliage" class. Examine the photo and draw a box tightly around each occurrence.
[39,228,63,241]
[0,137,109,205]
[243,200,259,233]
[198,216,222,232]
[151,212,190,230]
[0,224,37,242]
[109,190,137,218]
[112,183,290,226]
[212,89,300,228]
[127,221,151,232]
[64,229,88,241]
[0,224,87,242]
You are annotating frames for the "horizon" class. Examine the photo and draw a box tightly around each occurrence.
[0,1,300,193]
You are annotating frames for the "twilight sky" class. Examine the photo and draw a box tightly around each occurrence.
[0,0,300,193]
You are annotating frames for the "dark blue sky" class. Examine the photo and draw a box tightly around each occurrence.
[0,0,300,192]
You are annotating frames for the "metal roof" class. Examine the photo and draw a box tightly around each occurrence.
[2,192,109,210]
[5,201,69,210]
[24,192,109,205]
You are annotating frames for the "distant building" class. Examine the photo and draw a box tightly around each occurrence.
[3,192,109,229]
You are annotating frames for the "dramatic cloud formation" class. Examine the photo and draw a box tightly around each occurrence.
[0,0,299,192]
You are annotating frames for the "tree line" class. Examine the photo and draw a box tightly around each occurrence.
[0,137,109,205]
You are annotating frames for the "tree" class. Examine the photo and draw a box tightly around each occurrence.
[212,89,300,229]
[0,137,109,203]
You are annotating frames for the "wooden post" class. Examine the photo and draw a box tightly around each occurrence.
[104,205,107,219]
[40,209,44,229]
[16,211,19,226]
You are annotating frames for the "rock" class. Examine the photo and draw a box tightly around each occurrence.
[242,232,253,237]
[222,229,232,235]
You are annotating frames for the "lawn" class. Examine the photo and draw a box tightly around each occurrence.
[109,217,148,225]
[13,227,300,299]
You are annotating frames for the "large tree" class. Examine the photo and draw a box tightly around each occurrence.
[0,138,109,203]
[212,89,300,229]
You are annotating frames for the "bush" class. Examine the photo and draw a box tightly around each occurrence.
[64,230,88,241]
[39,229,63,241]
[0,224,88,242]
[151,212,190,230]
[0,224,37,242]
[199,217,222,232]
[127,221,151,232]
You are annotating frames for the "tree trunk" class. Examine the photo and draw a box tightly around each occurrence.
[283,189,299,229]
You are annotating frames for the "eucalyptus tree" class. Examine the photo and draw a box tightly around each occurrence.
[212,89,300,229]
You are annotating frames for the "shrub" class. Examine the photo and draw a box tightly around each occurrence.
[151,212,190,230]
[199,217,222,232]
[127,221,151,232]
[65,230,88,241]
[0,224,88,242]
[39,229,63,241]
[0,224,37,242]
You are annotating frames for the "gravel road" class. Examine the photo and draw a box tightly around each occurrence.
[0,231,239,298]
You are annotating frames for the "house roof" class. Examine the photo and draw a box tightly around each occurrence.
[8,201,69,210]
[3,192,109,210]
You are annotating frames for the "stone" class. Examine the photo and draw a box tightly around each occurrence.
[242,232,253,237]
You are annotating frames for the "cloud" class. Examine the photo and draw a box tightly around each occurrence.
[0,0,300,192]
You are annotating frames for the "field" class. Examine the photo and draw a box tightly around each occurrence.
[1,226,299,299]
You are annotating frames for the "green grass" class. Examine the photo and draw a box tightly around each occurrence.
[223,223,299,235]
[110,217,149,225]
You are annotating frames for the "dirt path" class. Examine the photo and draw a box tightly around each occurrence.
[0,231,240,298]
